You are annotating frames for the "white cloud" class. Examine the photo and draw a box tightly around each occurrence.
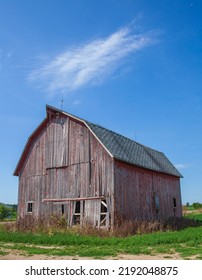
[30,25,156,94]
[175,163,191,169]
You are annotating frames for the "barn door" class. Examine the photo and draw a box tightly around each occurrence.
[64,198,111,229]
[85,199,100,227]
[66,202,74,226]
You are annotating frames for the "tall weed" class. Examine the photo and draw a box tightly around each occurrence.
[2,215,202,237]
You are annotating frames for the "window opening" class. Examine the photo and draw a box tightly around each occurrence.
[27,202,33,213]
[61,204,64,215]
[173,198,177,216]
[75,201,80,213]
[73,201,81,224]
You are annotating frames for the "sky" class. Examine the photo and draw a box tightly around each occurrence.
[0,0,201,205]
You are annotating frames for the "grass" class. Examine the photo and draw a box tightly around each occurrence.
[185,213,202,221]
[0,212,202,259]
[0,225,202,259]
[0,250,7,256]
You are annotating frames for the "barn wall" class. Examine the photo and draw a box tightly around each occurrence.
[17,113,114,228]
[18,127,47,218]
[114,160,182,222]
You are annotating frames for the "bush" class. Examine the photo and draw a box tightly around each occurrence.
[0,205,11,221]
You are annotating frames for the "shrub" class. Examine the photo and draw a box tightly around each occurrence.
[0,205,10,221]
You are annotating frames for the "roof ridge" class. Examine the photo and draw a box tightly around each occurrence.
[46,105,182,178]
[86,121,163,155]
[47,104,162,155]
[46,104,87,123]
[46,104,158,153]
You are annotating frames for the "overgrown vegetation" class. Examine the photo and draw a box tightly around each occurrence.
[8,213,202,237]
[0,221,202,259]
[0,203,202,259]
[0,211,202,259]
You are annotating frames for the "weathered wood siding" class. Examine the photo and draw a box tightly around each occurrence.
[18,128,47,218]
[17,107,182,228]
[18,112,114,228]
[114,160,182,221]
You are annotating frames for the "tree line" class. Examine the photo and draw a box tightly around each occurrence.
[186,202,202,209]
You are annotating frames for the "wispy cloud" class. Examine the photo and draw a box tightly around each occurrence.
[72,100,81,106]
[175,163,191,169]
[30,25,156,94]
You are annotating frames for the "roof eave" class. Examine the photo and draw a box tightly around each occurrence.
[13,117,48,176]
[114,157,183,178]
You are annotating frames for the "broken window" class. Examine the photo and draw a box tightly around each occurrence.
[100,199,108,227]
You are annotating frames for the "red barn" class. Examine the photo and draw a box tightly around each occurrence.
[14,105,182,229]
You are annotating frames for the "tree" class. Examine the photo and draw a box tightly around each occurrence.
[192,202,202,209]
[0,205,10,220]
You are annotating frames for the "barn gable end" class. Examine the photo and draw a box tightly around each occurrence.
[15,106,114,228]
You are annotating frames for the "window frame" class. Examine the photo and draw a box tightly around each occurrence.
[27,201,33,214]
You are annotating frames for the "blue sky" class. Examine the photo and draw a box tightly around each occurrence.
[0,0,201,204]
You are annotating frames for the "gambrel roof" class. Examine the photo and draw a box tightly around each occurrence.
[14,105,182,178]
[86,121,182,177]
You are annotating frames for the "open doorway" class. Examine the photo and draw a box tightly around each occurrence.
[100,199,108,227]
[73,201,85,225]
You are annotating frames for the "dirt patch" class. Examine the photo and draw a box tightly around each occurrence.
[0,251,182,260]
[183,209,202,214]
[0,241,183,260]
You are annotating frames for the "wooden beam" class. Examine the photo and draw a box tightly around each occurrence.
[42,196,106,203]
[101,200,107,208]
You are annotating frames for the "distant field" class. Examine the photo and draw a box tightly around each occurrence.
[185,213,202,221]
[0,211,202,260]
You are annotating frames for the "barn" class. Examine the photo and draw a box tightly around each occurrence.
[14,105,182,229]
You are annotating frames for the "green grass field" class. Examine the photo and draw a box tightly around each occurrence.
[0,212,202,259]
[185,213,202,221]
